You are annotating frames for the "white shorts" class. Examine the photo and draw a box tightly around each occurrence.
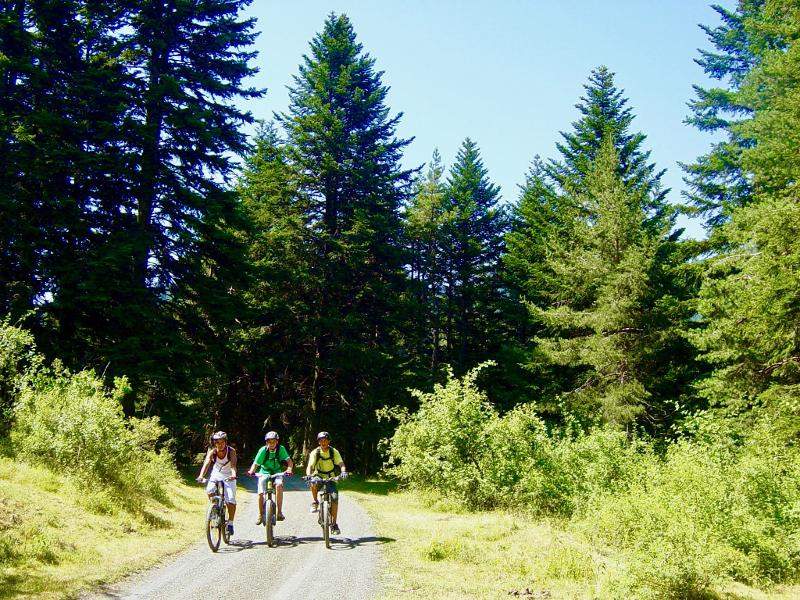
[257,474,284,493]
[206,476,237,504]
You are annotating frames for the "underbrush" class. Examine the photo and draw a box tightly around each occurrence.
[384,365,800,598]
[1,322,176,513]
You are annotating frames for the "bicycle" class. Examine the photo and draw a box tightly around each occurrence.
[303,474,347,549]
[254,472,289,547]
[200,478,234,552]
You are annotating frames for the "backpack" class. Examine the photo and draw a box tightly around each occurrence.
[312,447,339,476]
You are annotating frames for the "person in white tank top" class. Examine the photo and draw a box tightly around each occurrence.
[197,431,238,535]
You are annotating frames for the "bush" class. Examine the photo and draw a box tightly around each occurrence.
[0,321,40,435]
[6,327,176,510]
[385,366,800,594]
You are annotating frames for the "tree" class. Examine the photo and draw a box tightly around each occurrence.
[438,138,507,374]
[405,149,450,371]
[240,13,415,465]
[534,138,695,431]
[548,66,667,218]
[690,0,800,438]
[683,0,784,229]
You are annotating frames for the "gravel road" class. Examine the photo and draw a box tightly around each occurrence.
[83,477,386,600]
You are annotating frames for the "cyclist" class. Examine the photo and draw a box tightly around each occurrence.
[246,431,293,525]
[306,431,347,535]
[196,431,237,536]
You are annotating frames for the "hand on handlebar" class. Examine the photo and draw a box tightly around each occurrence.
[196,476,208,484]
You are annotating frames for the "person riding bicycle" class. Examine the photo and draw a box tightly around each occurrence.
[196,431,237,536]
[246,431,294,525]
[306,431,347,535]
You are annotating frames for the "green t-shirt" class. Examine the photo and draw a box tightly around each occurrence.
[253,444,290,475]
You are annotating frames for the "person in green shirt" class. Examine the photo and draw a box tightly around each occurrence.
[246,431,293,525]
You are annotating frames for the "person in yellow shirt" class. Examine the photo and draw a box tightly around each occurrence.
[306,431,347,535]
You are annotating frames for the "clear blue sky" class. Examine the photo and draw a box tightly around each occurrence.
[242,1,734,239]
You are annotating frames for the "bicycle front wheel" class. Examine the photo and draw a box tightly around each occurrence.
[321,500,330,549]
[265,498,275,547]
[221,503,231,545]
[206,503,221,552]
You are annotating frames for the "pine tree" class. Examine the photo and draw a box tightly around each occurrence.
[548,66,667,217]
[439,138,507,373]
[690,1,800,437]
[683,0,784,229]
[405,150,450,371]
[242,13,414,463]
[534,138,695,430]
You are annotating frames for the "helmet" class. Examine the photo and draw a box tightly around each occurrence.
[264,431,279,441]
[211,431,227,441]
[316,431,330,441]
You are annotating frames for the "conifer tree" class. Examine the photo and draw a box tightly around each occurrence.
[683,0,782,229]
[534,138,695,430]
[439,138,506,373]
[242,13,414,461]
[691,1,800,435]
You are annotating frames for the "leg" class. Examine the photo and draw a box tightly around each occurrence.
[331,500,338,525]
[276,482,284,516]
[227,502,237,521]
[311,483,319,504]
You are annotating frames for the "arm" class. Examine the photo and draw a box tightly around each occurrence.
[197,449,212,481]
[246,447,263,477]
[305,449,315,477]
[335,449,347,476]
[285,457,294,475]
[229,448,237,480]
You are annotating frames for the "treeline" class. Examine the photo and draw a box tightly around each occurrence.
[1,1,799,475]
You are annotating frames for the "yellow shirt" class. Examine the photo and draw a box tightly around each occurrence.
[307,447,343,478]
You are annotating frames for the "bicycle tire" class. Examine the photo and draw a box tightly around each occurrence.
[265,497,275,547]
[206,503,221,552]
[322,500,331,549]
[221,501,231,545]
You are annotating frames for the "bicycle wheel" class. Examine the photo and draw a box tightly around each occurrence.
[265,497,275,547]
[206,503,221,552]
[321,500,330,549]
[221,503,231,545]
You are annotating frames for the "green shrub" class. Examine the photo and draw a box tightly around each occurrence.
[0,321,40,435]
[11,365,176,510]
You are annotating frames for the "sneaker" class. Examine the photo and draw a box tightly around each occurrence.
[277,513,285,521]
[330,523,340,535]
[227,523,234,536]
[256,515,264,525]
[310,502,319,513]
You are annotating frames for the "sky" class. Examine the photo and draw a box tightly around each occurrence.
[241,1,735,239]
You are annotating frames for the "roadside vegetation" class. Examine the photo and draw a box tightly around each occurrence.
[0,323,205,598]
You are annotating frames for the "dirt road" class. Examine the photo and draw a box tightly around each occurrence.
[83,477,387,599]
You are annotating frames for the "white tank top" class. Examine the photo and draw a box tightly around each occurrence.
[211,446,233,477]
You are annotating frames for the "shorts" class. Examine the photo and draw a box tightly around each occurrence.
[312,477,338,502]
[206,476,237,504]
[257,474,284,494]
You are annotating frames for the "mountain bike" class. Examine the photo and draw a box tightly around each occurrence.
[200,478,234,552]
[255,472,289,547]
[303,474,347,549]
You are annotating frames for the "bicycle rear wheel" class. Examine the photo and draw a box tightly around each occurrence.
[265,497,275,547]
[206,503,221,552]
[322,500,330,549]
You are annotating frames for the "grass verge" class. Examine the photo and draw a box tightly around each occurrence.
[344,479,800,600]
[0,457,206,599]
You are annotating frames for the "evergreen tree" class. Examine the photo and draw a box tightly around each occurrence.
[548,66,667,217]
[439,138,506,373]
[534,138,695,430]
[691,0,800,437]
[405,150,450,371]
[242,13,414,464]
[683,0,784,229]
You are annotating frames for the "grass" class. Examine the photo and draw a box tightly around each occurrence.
[0,457,206,599]
[343,479,800,600]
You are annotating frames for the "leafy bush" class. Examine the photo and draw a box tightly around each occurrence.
[385,366,800,594]
[2,322,176,510]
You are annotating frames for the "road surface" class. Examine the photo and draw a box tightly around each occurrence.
[83,477,387,599]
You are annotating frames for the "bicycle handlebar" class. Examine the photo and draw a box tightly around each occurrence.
[302,474,348,485]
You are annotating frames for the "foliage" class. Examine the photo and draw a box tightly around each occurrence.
[6,323,175,507]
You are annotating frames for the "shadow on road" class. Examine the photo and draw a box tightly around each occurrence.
[222,534,395,552]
